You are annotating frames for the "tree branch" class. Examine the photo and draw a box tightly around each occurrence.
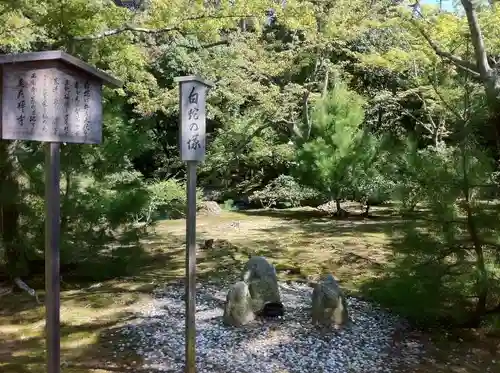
[416,27,479,75]
[73,24,179,40]
[14,277,41,304]
[460,0,492,78]
[73,14,256,41]
[180,40,229,50]
[407,1,480,76]
[429,79,464,121]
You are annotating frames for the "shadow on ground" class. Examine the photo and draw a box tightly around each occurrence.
[2,207,500,373]
[237,205,398,221]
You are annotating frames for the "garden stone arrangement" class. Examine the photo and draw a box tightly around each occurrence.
[119,279,424,373]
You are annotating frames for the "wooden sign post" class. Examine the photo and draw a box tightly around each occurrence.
[174,75,213,373]
[0,51,121,373]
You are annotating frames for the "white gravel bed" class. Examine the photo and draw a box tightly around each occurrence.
[119,281,424,373]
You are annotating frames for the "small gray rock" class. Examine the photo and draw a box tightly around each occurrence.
[242,256,284,317]
[311,273,349,328]
[223,281,255,326]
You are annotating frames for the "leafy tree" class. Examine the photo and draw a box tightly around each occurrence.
[366,140,500,326]
[361,0,500,155]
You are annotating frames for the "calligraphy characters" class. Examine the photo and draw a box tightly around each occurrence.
[74,82,81,122]
[186,86,201,151]
[83,81,91,138]
[52,76,60,135]
[63,79,71,135]
[29,72,37,132]
[16,77,26,128]
[41,74,49,132]
[7,69,95,141]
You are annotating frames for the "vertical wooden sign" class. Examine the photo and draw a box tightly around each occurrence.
[174,75,213,373]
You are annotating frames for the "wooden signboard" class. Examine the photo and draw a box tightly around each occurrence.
[0,50,121,373]
[0,51,121,144]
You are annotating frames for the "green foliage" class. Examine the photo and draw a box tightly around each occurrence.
[1,0,500,331]
[294,82,366,202]
[249,175,321,208]
[223,199,236,211]
[364,141,500,326]
[140,179,202,222]
[349,133,396,207]
[1,169,150,275]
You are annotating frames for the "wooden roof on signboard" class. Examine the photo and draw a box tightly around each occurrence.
[0,50,122,88]
[174,75,214,88]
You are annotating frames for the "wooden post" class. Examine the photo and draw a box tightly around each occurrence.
[174,75,213,373]
[0,50,122,373]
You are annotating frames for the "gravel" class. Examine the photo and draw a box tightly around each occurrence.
[118,281,424,373]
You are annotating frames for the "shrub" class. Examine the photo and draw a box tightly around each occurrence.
[223,199,236,211]
[140,179,203,222]
[5,170,151,273]
[249,175,321,208]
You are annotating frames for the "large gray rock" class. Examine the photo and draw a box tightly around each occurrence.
[223,281,255,327]
[242,256,284,317]
[197,201,222,216]
[311,274,349,329]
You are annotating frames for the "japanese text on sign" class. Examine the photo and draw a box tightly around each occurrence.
[2,66,103,144]
[186,87,201,152]
[179,80,209,161]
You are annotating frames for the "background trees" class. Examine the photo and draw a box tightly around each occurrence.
[1,0,500,328]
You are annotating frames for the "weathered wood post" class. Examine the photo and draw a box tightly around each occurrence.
[0,50,122,373]
[174,75,213,373]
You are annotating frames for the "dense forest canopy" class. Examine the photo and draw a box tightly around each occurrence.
[1,0,500,328]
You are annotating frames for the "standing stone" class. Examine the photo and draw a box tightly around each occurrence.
[223,281,255,327]
[242,256,284,317]
[311,274,349,329]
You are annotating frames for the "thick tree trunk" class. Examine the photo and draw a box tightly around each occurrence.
[461,0,500,154]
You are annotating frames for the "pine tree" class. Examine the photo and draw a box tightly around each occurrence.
[294,81,376,215]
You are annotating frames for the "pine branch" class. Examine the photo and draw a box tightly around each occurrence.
[73,14,256,41]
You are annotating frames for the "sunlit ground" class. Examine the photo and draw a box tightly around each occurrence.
[1,207,498,372]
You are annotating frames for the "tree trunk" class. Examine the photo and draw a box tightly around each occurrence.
[0,141,25,278]
[461,144,488,327]
[334,199,348,217]
[461,0,500,154]
[335,199,341,212]
[419,1,500,155]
